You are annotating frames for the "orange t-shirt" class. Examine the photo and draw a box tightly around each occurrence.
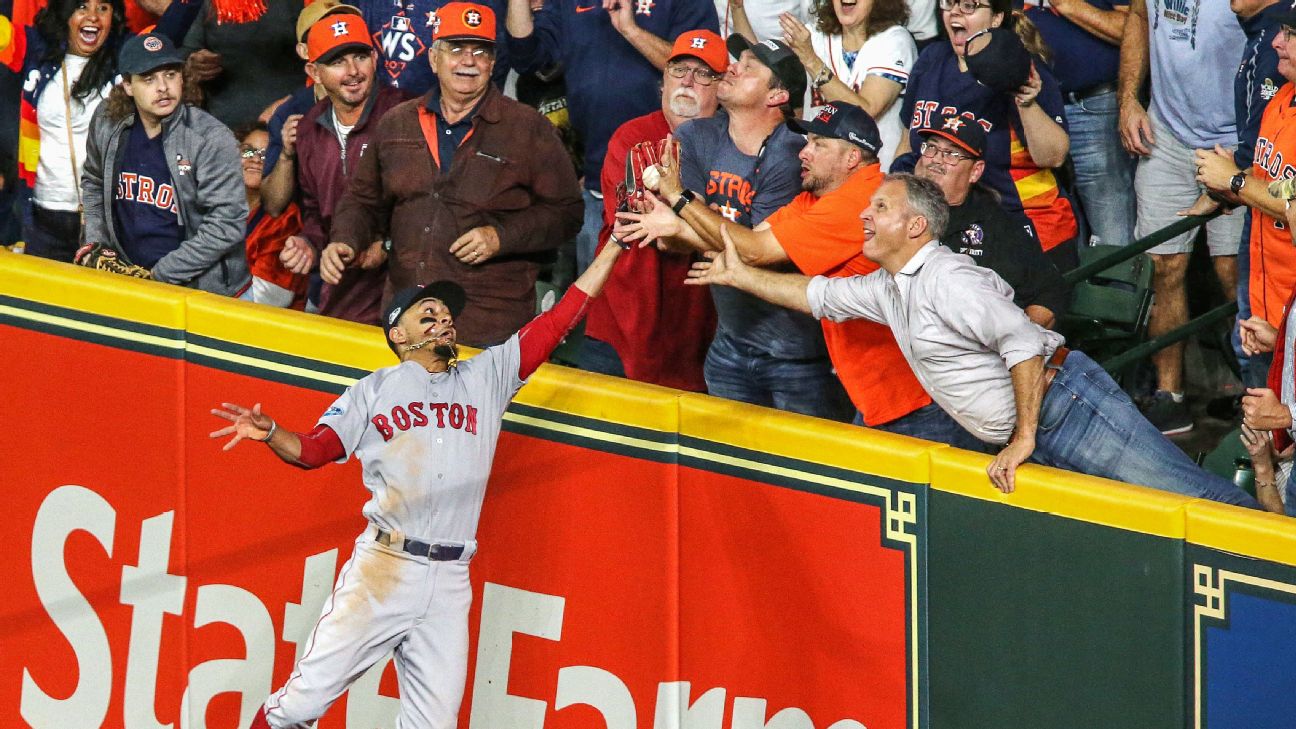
[1251,82,1296,328]
[766,164,933,425]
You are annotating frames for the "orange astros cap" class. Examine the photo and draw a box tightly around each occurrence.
[432,2,496,43]
[669,29,728,74]
[307,14,374,63]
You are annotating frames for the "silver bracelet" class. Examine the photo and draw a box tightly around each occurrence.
[259,419,278,442]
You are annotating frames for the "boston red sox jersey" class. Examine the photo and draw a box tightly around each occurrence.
[803,25,917,171]
[318,336,524,543]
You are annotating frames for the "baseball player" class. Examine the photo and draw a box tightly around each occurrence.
[211,240,624,728]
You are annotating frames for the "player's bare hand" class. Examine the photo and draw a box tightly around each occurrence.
[685,225,748,287]
[1014,62,1042,107]
[1239,316,1278,356]
[186,49,223,82]
[615,192,680,247]
[449,226,501,265]
[280,235,316,274]
[357,240,388,269]
[1243,387,1294,431]
[1119,98,1154,156]
[282,114,303,159]
[987,436,1035,493]
[210,402,274,451]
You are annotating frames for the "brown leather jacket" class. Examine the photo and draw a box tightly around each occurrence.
[330,85,583,347]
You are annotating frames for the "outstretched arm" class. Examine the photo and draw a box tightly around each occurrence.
[517,241,624,377]
[685,226,814,314]
[210,402,344,468]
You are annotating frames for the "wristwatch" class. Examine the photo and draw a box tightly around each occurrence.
[1231,172,1247,195]
[812,66,834,90]
[671,189,696,216]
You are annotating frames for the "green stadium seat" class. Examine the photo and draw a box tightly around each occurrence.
[1057,245,1154,380]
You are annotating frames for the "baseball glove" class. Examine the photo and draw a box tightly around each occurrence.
[616,139,667,215]
[74,243,152,279]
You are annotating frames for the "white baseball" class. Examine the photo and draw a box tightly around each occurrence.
[641,164,662,191]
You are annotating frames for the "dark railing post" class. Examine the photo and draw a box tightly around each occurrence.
[1062,211,1223,286]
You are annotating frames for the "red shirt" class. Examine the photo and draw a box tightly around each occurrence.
[584,111,717,392]
[766,164,932,425]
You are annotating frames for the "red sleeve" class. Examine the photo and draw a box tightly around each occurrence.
[293,423,346,469]
[517,286,591,379]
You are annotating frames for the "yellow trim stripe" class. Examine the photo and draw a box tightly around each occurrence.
[1185,501,1296,568]
[0,303,184,351]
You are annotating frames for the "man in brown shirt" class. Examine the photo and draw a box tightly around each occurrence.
[328,1,583,346]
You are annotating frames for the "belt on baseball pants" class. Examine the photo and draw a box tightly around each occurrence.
[1043,346,1071,392]
[372,526,466,561]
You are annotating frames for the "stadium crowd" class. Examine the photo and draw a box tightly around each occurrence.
[4,0,1296,513]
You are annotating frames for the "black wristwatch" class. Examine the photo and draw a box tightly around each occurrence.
[1231,172,1247,195]
[671,189,696,216]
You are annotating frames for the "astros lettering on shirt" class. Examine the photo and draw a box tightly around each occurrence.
[901,43,1076,250]
[1250,81,1296,328]
[113,121,183,268]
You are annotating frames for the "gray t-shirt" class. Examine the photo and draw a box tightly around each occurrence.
[676,113,827,358]
[1146,0,1243,149]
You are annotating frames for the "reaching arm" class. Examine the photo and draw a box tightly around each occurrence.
[516,241,624,377]
[1014,63,1069,169]
[209,402,345,469]
[685,226,815,314]
[605,0,672,70]
[986,356,1044,493]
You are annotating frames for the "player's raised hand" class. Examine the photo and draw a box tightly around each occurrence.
[210,402,275,451]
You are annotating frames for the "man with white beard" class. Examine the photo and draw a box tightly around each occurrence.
[579,29,727,391]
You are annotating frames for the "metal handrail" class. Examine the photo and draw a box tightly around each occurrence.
[1062,210,1224,285]
[1101,300,1238,374]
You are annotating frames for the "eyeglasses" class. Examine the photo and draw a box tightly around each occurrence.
[939,0,992,13]
[1283,25,1296,42]
[920,141,975,162]
[440,44,494,59]
[240,147,266,160]
[666,63,721,86]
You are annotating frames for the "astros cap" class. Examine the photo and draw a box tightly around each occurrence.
[433,2,496,43]
[918,114,987,158]
[669,29,728,74]
[297,0,362,43]
[118,33,185,76]
[384,281,468,354]
[725,34,807,105]
[788,101,881,155]
[307,14,374,64]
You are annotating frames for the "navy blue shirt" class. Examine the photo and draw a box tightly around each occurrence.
[113,122,184,269]
[360,0,511,97]
[264,85,318,177]
[1235,2,1290,168]
[1024,0,1126,95]
[507,0,718,190]
[424,86,482,172]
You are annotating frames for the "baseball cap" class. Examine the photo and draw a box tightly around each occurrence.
[307,15,374,64]
[433,2,496,43]
[788,101,881,155]
[118,33,184,76]
[918,113,987,157]
[963,27,1031,95]
[669,29,728,74]
[384,281,468,354]
[297,0,362,43]
[725,34,807,105]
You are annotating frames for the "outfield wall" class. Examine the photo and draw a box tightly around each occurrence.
[1,251,1293,729]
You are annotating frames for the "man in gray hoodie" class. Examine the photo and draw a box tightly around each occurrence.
[81,32,249,297]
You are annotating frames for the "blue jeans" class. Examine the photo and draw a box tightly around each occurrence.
[857,402,993,453]
[575,189,604,275]
[704,331,854,422]
[1065,91,1136,247]
[1034,351,1260,508]
[578,336,627,378]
